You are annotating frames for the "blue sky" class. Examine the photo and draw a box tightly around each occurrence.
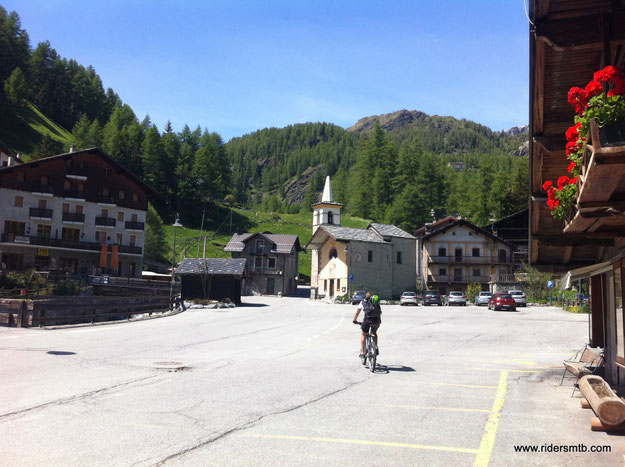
[4,0,529,140]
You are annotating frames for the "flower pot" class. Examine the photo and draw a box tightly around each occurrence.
[599,121,625,147]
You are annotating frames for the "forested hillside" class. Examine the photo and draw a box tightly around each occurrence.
[0,5,528,236]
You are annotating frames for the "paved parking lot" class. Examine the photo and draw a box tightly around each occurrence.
[0,296,623,466]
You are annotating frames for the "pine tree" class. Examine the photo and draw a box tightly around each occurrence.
[144,204,167,262]
[141,125,167,192]
[3,67,28,107]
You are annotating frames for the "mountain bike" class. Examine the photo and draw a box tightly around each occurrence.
[354,321,378,373]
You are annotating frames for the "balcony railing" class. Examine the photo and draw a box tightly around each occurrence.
[66,167,88,177]
[62,212,85,223]
[64,189,86,199]
[249,248,269,255]
[95,217,116,227]
[125,221,145,231]
[428,255,509,265]
[31,182,54,194]
[0,234,142,255]
[430,274,491,283]
[97,193,117,205]
[29,208,53,219]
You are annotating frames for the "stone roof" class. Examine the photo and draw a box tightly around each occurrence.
[369,223,416,239]
[224,233,300,254]
[321,225,388,243]
[176,258,247,276]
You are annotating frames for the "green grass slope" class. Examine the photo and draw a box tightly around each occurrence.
[163,207,371,279]
[0,101,74,157]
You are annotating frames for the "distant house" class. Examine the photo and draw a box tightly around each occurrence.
[224,232,300,296]
[176,258,247,304]
[0,144,22,167]
[483,210,528,269]
[415,218,515,294]
[447,162,466,172]
[306,177,417,299]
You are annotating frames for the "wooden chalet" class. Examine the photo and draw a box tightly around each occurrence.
[529,0,625,387]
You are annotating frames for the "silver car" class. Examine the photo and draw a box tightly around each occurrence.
[475,291,492,306]
[447,291,467,306]
[400,291,418,306]
[508,290,527,307]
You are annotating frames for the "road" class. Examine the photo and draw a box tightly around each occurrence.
[1,296,623,466]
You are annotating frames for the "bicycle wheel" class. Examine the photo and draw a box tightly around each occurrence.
[369,341,377,373]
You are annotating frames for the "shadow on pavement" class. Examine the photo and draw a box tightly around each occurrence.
[47,351,76,356]
[375,365,416,374]
[238,303,269,307]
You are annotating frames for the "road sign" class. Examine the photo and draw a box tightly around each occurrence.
[348,274,354,280]
[547,280,554,288]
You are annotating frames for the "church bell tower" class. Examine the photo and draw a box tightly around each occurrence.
[312,176,343,234]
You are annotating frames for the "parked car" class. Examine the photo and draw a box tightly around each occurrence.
[475,291,493,306]
[447,291,467,306]
[423,290,443,306]
[488,293,517,311]
[508,290,527,307]
[400,291,418,306]
[351,290,366,305]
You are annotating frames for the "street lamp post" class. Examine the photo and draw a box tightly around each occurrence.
[170,214,183,307]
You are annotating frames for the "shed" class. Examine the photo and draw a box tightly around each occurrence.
[176,258,247,304]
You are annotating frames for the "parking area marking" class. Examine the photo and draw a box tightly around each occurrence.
[369,403,489,413]
[244,434,478,454]
[417,382,498,389]
[474,370,508,467]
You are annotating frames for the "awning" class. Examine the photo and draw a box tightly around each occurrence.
[560,261,612,290]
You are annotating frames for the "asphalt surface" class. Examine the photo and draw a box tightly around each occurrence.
[1,295,624,466]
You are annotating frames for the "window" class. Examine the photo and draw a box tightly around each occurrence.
[337,279,340,290]
[368,250,373,263]
[472,268,481,277]
[38,199,47,209]
[254,256,262,268]
[101,208,109,218]
[439,267,447,276]
[131,213,137,222]
[116,233,123,245]
[37,224,51,238]
[4,220,25,235]
[62,228,80,242]
[104,168,112,176]
[329,247,338,260]
[397,251,402,264]
[268,257,276,269]
[118,190,125,200]
[327,211,334,224]
[77,182,85,193]
[75,205,83,214]
[256,240,264,252]
[95,231,106,243]
[14,196,23,207]
[452,232,456,236]
[132,192,138,202]
[438,247,446,257]
[62,203,70,213]
[64,180,71,190]
[472,248,480,257]
[129,234,136,246]
[324,279,327,291]
[16,171,24,182]
[117,212,124,221]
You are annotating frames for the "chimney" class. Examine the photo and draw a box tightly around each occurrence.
[69,145,76,153]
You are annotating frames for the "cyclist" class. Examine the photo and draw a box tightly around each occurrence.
[352,291,381,359]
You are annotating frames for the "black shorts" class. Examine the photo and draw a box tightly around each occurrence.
[361,318,381,334]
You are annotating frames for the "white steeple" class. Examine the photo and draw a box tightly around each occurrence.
[322,176,333,202]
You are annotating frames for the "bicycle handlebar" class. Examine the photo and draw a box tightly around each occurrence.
[353,320,361,325]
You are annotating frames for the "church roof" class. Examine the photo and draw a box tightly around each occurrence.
[369,223,416,239]
[318,225,388,243]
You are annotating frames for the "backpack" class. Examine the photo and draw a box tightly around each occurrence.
[362,298,381,318]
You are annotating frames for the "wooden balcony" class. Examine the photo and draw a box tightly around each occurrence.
[428,255,509,265]
[564,119,625,235]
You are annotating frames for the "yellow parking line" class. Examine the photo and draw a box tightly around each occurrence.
[470,368,538,373]
[244,434,478,454]
[474,370,508,467]
[369,403,489,413]
[417,382,498,389]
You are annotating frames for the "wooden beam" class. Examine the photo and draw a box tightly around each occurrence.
[597,246,606,262]
[535,0,550,21]
[563,246,573,264]
[531,200,542,235]
[580,208,625,218]
[531,239,539,264]
[532,234,614,246]
[533,134,566,153]
[533,41,545,135]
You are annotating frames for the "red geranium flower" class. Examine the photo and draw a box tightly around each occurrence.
[565,123,582,142]
[542,180,553,191]
[594,65,623,83]
[547,199,554,210]
[566,140,582,156]
[567,161,576,173]
[557,176,569,189]
[585,80,603,98]
[569,177,578,185]
[554,200,561,208]
[608,76,625,97]
[568,87,588,114]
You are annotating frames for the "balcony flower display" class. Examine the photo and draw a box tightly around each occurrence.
[543,65,625,219]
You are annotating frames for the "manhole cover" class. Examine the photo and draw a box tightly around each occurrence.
[154,361,183,367]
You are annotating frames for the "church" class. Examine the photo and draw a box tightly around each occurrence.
[306,177,417,300]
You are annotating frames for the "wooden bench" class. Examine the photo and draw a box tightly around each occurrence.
[560,345,604,392]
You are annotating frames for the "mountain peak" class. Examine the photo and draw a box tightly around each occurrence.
[346,109,428,133]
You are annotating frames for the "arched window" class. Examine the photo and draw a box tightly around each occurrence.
[328,247,338,260]
[327,211,334,224]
